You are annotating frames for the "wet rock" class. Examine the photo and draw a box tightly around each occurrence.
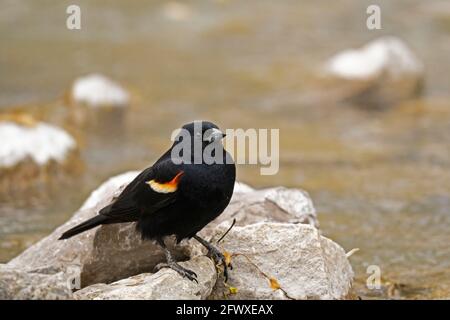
[0,116,76,169]
[74,256,216,300]
[7,171,195,288]
[209,222,354,300]
[0,264,72,300]
[322,36,424,108]
[68,74,129,134]
[71,74,129,109]
[0,114,79,195]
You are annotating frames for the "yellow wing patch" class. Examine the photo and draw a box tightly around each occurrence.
[146,171,184,194]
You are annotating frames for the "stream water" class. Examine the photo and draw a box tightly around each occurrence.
[1,0,449,299]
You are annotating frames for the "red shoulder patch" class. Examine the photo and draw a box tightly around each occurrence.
[146,171,184,193]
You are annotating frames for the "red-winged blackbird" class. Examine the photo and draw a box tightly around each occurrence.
[60,121,236,282]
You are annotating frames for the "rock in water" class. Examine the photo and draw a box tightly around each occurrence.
[7,171,194,288]
[74,257,216,300]
[322,36,424,108]
[209,222,354,300]
[68,74,129,134]
[7,172,317,287]
[71,74,129,108]
[0,120,76,168]
[4,171,351,300]
[0,116,78,194]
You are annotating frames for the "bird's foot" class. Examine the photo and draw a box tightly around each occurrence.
[193,235,232,282]
[206,244,232,282]
[155,261,198,283]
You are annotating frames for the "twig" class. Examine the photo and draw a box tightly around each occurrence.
[217,218,236,244]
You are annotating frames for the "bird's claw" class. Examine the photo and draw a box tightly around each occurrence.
[154,262,198,283]
[207,246,231,282]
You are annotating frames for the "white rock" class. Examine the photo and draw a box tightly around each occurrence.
[325,36,424,80]
[321,36,424,108]
[71,74,130,108]
[209,222,354,300]
[0,121,76,168]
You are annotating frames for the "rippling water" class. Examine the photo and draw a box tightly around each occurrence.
[1,0,449,299]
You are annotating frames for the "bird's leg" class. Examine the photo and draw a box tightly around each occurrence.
[154,238,198,283]
[194,235,231,282]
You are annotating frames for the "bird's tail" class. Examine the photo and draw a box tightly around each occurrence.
[59,215,108,240]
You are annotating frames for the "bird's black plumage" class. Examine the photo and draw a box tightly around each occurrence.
[59,121,236,281]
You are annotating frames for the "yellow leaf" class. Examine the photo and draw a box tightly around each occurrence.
[269,277,280,290]
[228,286,238,294]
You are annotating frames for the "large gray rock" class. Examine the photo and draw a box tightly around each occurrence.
[7,171,195,288]
[8,172,317,289]
[74,256,216,300]
[0,264,72,300]
[215,185,318,228]
[209,222,354,300]
[4,171,335,300]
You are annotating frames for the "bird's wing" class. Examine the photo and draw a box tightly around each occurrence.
[99,159,184,222]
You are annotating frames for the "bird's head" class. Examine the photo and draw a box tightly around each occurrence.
[174,120,226,146]
[170,121,231,165]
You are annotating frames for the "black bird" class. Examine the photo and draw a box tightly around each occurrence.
[59,121,236,282]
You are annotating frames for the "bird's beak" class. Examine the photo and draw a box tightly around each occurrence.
[207,128,226,142]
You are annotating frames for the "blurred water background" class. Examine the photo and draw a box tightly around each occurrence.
[1,0,449,299]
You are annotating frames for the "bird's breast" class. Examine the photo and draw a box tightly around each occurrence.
[179,163,235,207]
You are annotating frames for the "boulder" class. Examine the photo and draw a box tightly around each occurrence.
[209,222,354,300]
[7,171,195,288]
[7,172,317,287]
[4,171,347,300]
[202,185,318,240]
[0,114,79,195]
[322,36,424,108]
[68,74,129,133]
[74,256,216,300]
[0,117,76,169]
[0,264,72,300]
[71,74,129,109]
